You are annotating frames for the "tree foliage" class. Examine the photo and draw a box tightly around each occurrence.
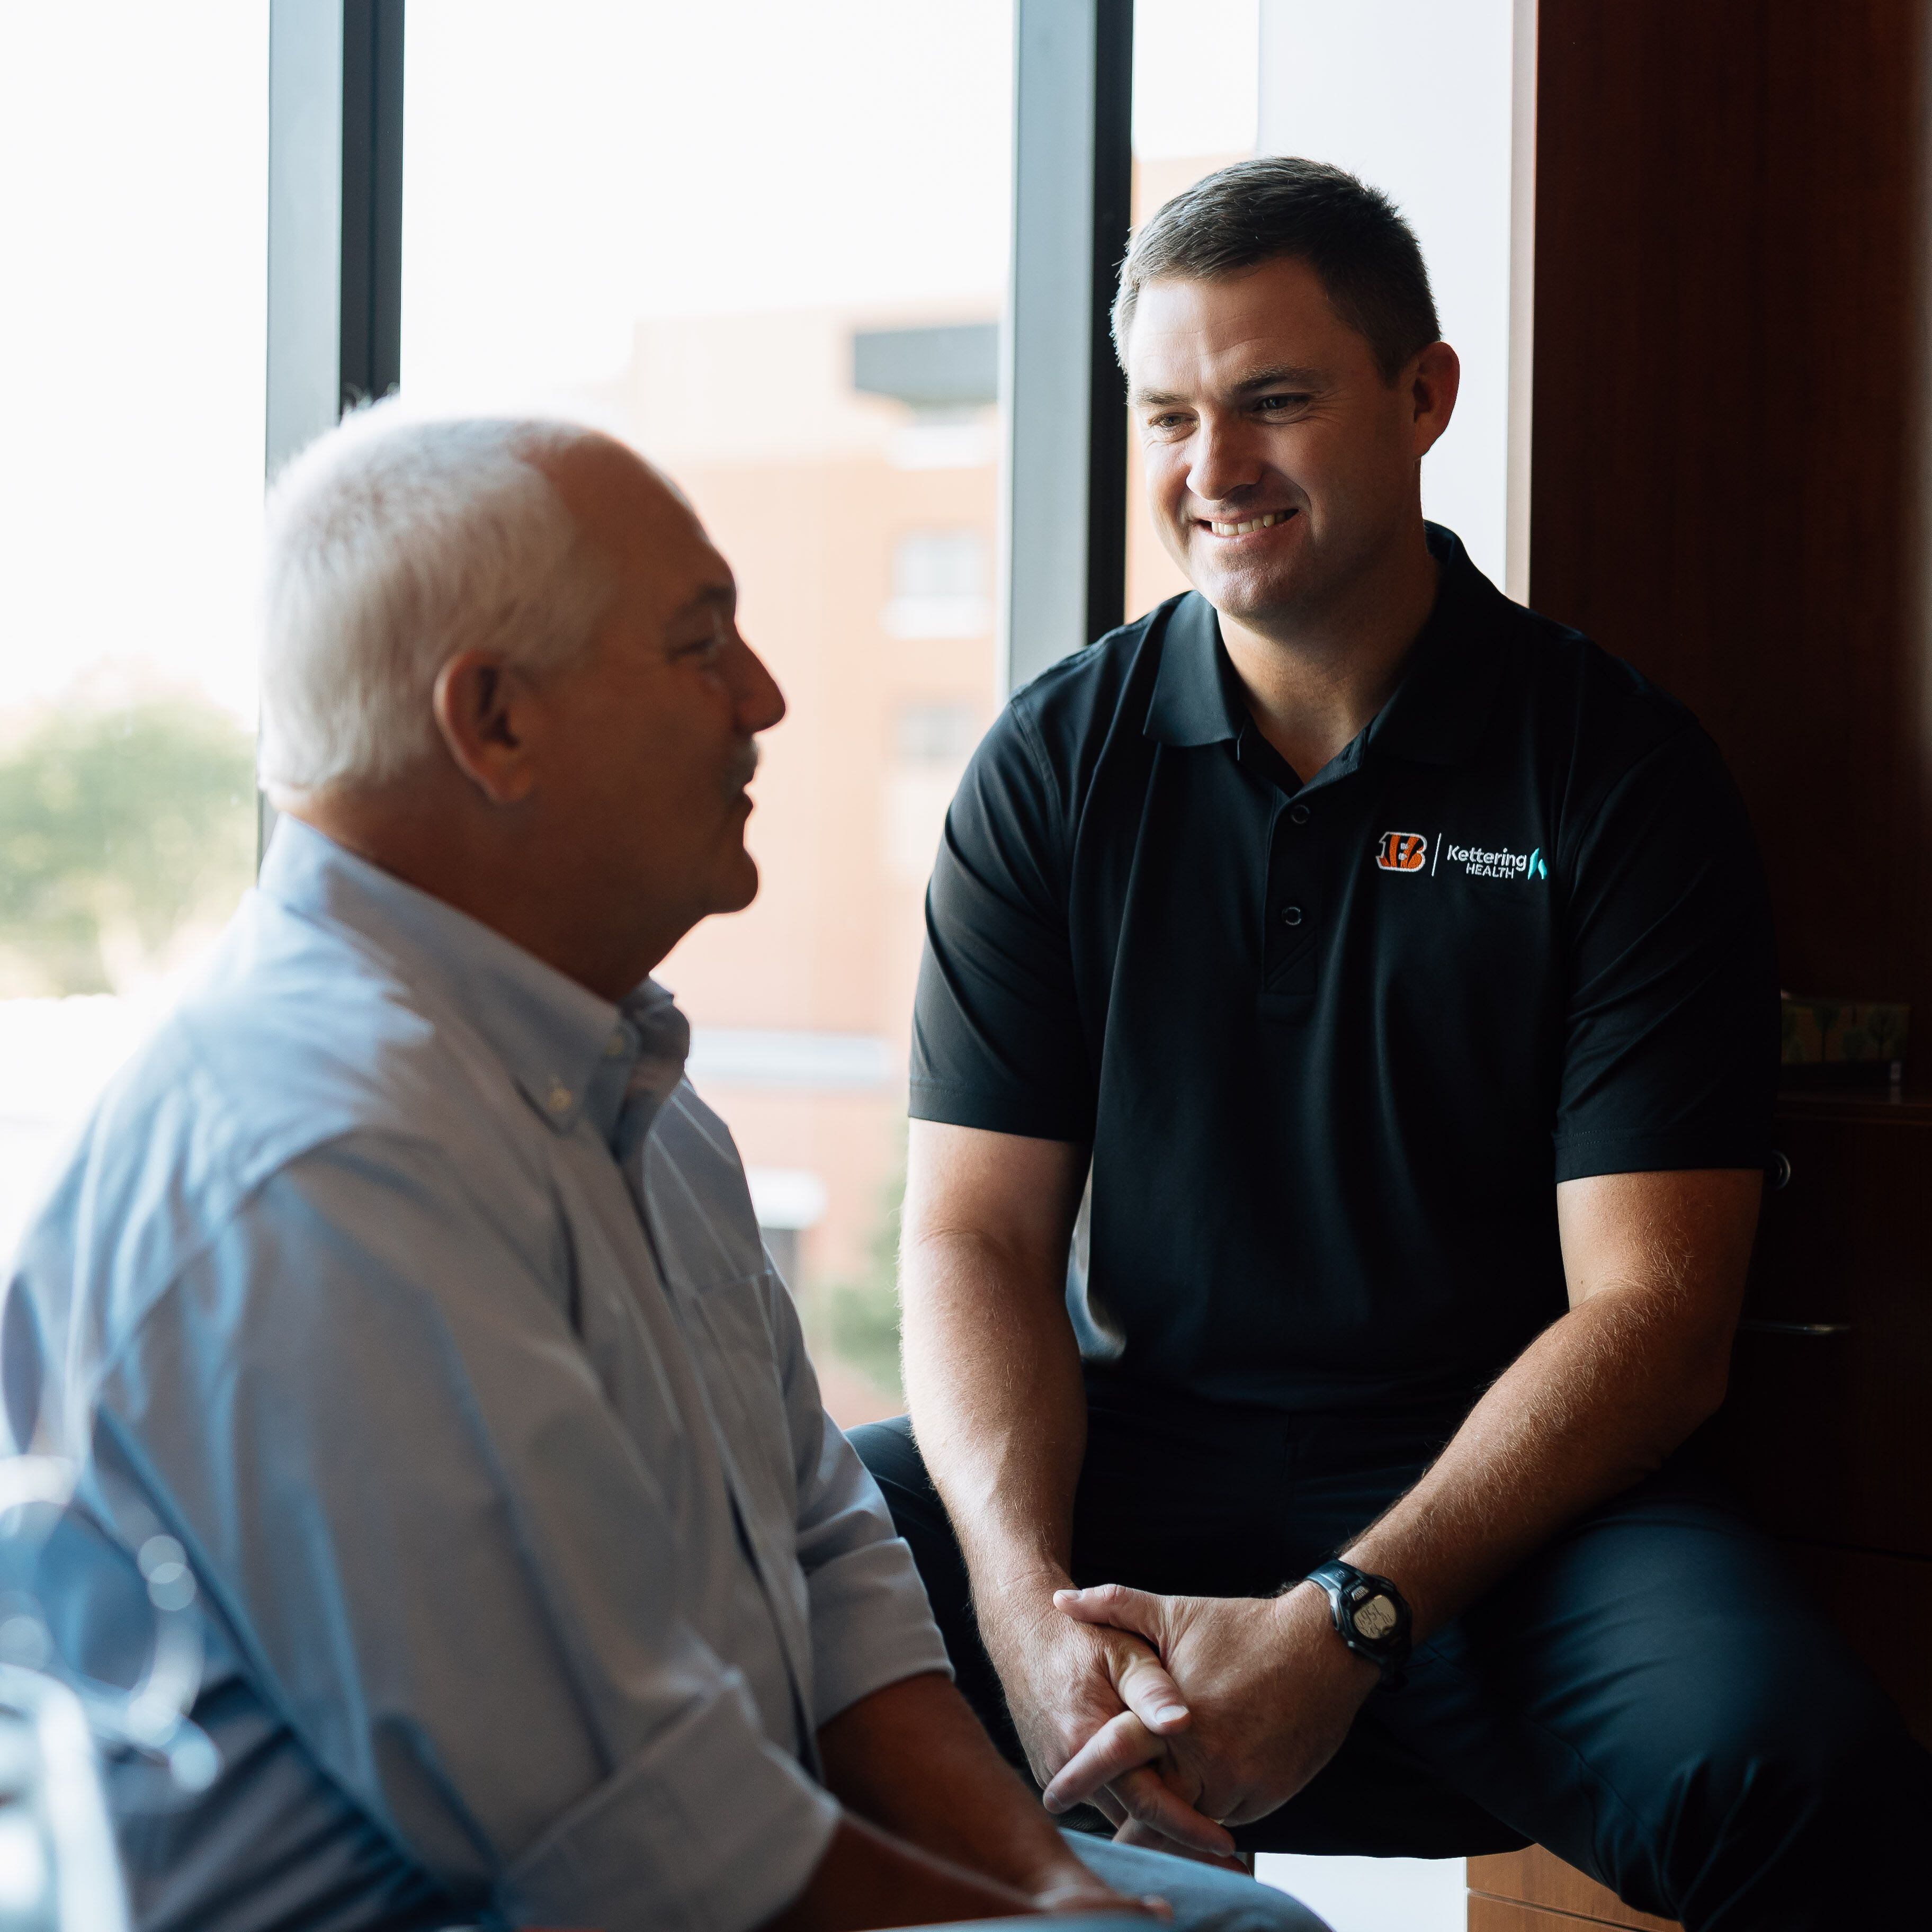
[826,1142,906,1398]
[0,696,256,995]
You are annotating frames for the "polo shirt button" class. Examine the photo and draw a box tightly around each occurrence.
[1290,803,1311,825]
[1282,905,1304,927]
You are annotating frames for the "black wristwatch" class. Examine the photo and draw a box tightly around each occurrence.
[1304,1560,1412,1686]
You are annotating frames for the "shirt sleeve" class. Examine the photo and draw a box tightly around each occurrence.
[909,702,1094,1141]
[1553,722,1779,1181]
[94,1131,838,1932]
[761,1267,952,1723]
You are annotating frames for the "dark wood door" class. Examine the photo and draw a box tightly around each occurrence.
[1477,7,1932,1927]
[1531,1,1932,1059]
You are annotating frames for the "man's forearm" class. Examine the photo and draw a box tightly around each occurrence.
[899,1157,1090,1600]
[1347,1268,1740,1634]
[768,1675,1140,1932]
[1343,1169,1758,1637]
[816,1673,1095,1900]
[759,1813,1037,1931]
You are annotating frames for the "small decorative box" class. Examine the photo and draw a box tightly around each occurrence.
[1779,995,1910,1090]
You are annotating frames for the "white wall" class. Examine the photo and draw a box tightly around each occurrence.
[1257,0,1518,587]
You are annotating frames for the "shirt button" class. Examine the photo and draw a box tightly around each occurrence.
[1289,803,1311,825]
[1281,905,1304,927]
[546,1080,573,1114]
[603,1030,628,1059]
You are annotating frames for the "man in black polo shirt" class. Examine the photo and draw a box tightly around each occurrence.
[850,158,1931,1927]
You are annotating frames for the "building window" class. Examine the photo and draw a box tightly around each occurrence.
[885,530,991,640]
[893,701,981,766]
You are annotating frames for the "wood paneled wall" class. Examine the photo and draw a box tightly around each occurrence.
[1529,2,1932,1074]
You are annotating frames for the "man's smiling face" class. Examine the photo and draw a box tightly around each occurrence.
[1126,254,1443,633]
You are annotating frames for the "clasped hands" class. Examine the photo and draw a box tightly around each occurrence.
[988,1573,1382,1862]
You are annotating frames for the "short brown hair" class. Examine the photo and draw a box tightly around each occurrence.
[1112,156,1441,382]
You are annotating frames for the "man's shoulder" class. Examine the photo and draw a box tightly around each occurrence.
[160,893,476,1161]
[17,894,530,1319]
[1005,597,1184,748]
[973,597,1188,814]
[1493,591,1709,784]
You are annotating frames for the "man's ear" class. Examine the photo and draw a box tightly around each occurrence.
[1407,340,1462,460]
[432,650,540,806]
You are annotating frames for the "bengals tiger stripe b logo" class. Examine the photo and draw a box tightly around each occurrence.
[1375,831,1428,872]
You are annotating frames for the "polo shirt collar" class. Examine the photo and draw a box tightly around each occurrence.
[1363,524,1509,766]
[258,817,686,1143]
[1143,589,1245,747]
[1142,523,1507,767]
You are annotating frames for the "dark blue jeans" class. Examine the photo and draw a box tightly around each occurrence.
[851,1382,1932,1932]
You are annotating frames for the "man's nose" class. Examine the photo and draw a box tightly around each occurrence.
[1185,416,1265,507]
[732,634,787,735]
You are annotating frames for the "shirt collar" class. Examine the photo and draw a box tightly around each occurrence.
[1362,525,1510,766]
[1143,589,1246,747]
[258,818,688,1143]
[1142,524,1508,767]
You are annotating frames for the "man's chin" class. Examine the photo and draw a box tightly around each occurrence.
[712,853,760,916]
[1197,568,1310,631]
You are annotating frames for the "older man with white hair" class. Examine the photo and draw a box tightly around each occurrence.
[2,408,1325,1932]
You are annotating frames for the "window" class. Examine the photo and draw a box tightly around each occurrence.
[1124,0,1260,622]
[894,701,982,766]
[1256,0,1517,586]
[403,0,1013,1424]
[0,6,269,1263]
[886,531,991,640]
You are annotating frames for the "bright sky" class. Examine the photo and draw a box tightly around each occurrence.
[402,0,1258,402]
[0,3,269,724]
[0,1,1260,720]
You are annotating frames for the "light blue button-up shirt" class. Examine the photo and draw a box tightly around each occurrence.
[4,819,949,1932]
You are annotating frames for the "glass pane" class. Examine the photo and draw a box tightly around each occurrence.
[1125,0,1260,621]
[403,0,1015,1425]
[0,5,269,1264]
[1255,0,1517,585]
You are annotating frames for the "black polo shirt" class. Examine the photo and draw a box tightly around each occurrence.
[910,526,1777,1415]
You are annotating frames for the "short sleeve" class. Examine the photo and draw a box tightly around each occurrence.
[1553,724,1778,1181]
[909,703,1094,1141]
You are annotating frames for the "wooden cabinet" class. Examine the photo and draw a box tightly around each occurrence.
[1469,1848,1675,1930]
[1707,1098,1932,1568]
[1468,1904,1646,1932]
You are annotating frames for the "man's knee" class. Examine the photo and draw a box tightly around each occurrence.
[848,1415,965,1596]
[847,1413,925,1503]
[1066,1833,1330,1931]
[1614,1640,1929,1924]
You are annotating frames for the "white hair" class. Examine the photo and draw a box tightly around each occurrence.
[257,404,616,803]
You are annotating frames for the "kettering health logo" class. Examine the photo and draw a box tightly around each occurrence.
[1376,831,1549,882]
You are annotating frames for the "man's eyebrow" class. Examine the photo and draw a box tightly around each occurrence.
[1231,363,1326,393]
[667,580,736,625]
[1129,364,1329,408]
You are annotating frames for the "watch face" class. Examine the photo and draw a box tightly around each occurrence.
[1353,1592,1400,1642]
